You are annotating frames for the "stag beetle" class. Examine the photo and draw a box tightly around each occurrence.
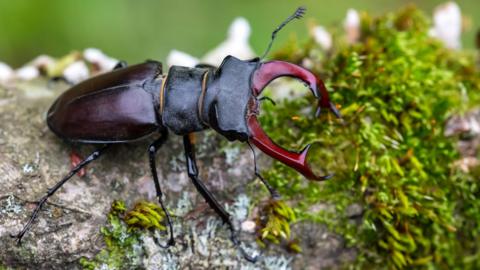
[12,7,340,261]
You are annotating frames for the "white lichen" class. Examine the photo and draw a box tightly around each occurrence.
[22,163,34,174]
[223,145,241,166]
[173,192,193,216]
[230,193,251,221]
[263,255,292,270]
[1,195,22,214]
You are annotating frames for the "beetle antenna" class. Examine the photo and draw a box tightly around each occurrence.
[260,6,306,60]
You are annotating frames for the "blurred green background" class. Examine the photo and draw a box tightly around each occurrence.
[0,0,478,67]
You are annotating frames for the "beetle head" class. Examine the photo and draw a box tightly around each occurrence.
[247,60,340,180]
[205,6,340,180]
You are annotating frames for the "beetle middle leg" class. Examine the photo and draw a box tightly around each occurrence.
[183,134,258,262]
[147,129,175,247]
[12,145,109,244]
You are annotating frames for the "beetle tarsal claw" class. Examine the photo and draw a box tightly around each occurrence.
[230,230,259,262]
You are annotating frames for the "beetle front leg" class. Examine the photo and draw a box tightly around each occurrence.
[183,134,258,262]
[147,129,175,247]
[12,145,109,244]
[183,134,232,225]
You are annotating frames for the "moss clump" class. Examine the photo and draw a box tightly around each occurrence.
[255,199,301,253]
[124,201,167,231]
[79,200,167,270]
[261,5,480,269]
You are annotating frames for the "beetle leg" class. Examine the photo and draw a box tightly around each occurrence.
[183,134,258,262]
[11,145,109,244]
[147,129,175,247]
[247,142,280,199]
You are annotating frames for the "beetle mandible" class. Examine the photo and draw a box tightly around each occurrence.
[12,7,340,260]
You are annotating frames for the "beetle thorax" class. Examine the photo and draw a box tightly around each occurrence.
[161,66,209,135]
[160,56,259,141]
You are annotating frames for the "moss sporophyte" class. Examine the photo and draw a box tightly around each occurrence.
[262,5,480,269]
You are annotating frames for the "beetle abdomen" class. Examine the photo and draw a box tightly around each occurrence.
[47,62,162,143]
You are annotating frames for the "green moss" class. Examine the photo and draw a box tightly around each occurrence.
[255,199,300,252]
[262,5,480,269]
[79,200,166,270]
[124,201,167,231]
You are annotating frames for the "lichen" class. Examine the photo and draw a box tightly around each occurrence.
[261,5,480,269]
[79,192,299,269]
[0,195,22,215]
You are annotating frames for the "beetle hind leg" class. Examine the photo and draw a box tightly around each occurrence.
[11,145,109,244]
[183,134,259,262]
[147,130,175,247]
